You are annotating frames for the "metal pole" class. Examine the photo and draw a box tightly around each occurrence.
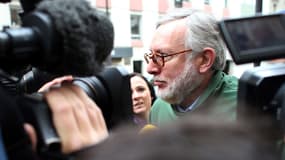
[105,0,109,17]
[254,0,262,67]
[104,0,112,66]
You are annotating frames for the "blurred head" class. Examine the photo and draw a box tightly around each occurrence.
[90,114,279,160]
[130,73,156,118]
[145,9,227,105]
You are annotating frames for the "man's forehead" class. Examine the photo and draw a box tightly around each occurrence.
[151,19,187,50]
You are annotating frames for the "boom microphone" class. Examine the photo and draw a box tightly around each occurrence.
[0,0,114,76]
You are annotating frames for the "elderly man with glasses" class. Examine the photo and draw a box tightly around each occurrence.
[144,9,238,127]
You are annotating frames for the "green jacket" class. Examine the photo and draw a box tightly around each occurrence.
[149,71,238,127]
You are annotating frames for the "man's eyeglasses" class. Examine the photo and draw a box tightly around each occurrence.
[144,49,192,67]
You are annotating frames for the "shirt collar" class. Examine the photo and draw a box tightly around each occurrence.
[176,96,201,112]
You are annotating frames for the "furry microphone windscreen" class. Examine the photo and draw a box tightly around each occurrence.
[36,0,114,76]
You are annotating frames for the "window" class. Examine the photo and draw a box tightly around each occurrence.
[130,14,141,39]
[174,0,183,8]
[204,0,210,5]
[133,60,142,73]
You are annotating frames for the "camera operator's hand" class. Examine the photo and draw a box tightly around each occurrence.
[46,83,109,153]
[25,83,109,154]
[38,75,73,92]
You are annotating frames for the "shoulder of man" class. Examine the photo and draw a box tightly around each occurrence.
[194,71,238,121]
[221,72,239,89]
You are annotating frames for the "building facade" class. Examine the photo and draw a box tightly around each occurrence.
[94,0,257,77]
[0,0,283,78]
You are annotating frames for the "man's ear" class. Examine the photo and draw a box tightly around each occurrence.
[197,47,216,73]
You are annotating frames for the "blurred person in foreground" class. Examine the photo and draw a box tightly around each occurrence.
[144,9,238,127]
[72,114,280,160]
[130,73,156,128]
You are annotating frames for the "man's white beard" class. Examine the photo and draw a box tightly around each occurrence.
[158,62,203,104]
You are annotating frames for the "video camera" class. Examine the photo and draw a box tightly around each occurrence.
[18,66,132,151]
[0,0,133,158]
[0,65,133,159]
[219,13,285,135]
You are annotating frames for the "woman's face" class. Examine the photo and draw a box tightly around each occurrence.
[131,76,152,115]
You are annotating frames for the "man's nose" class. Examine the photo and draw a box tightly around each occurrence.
[146,60,161,75]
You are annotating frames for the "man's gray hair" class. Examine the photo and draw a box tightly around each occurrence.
[157,9,227,71]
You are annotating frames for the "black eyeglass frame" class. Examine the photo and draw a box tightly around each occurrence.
[144,49,192,67]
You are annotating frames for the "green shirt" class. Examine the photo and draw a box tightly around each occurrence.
[149,71,238,127]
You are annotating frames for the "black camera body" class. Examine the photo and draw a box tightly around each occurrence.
[0,0,132,159]
[219,13,285,134]
[218,13,285,64]
[0,66,134,159]
[15,66,133,155]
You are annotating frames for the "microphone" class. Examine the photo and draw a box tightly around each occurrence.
[139,124,158,134]
[0,0,114,76]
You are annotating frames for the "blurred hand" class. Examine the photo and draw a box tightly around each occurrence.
[25,83,108,154]
[38,75,73,92]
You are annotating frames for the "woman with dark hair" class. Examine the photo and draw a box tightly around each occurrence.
[129,73,156,127]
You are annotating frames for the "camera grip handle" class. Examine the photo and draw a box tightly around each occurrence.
[18,93,61,153]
